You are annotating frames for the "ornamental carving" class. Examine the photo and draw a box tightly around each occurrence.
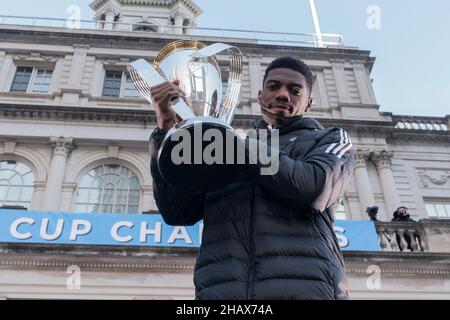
[355,149,370,168]
[50,137,74,157]
[12,53,58,63]
[369,150,394,171]
[417,169,450,188]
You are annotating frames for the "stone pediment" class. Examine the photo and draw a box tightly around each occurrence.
[90,0,203,16]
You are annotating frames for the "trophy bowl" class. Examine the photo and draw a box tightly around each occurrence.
[128,40,245,193]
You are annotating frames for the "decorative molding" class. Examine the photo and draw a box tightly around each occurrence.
[355,149,370,168]
[34,181,47,191]
[62,182,77,192]
[50,137,74,157]
[345,267,450,277]
[0,259,195,272]
[141,185,153,193]
[0,148,49,182]
[73,44,91,51]
[3,141,17,154]
[390,130,450,143]
[369,150,394,171]
[0,104,156,124]
[1,256,449,277]
[11,53,58,63]
[103,58,130,66]
[107,145,120,158]
[417,169,450,188]
[0,103,447,143]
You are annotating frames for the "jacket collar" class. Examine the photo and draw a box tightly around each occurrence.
[251,116,324,134]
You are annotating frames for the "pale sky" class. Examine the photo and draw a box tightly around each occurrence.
[1,0,449,117]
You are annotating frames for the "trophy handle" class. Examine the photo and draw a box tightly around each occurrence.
[127,59,195,120]
[190,43,243,125]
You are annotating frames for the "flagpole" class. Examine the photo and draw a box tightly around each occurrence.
[308,0,324,48]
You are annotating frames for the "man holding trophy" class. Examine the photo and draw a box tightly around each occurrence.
[130,41,354,299]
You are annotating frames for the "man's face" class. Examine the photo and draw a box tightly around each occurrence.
[258,68,313,126]
[398,207,407,215]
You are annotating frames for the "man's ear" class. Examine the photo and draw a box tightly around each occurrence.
[257,90,262,104]
[305,97,313,112]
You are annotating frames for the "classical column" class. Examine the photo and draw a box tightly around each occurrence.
[248,55,263,115]
[173,14,184,35]
[353,150,376,219]
[370,150,401,218]
[104,9,116,31]
[42,137,74,212]
[184,21,194,35]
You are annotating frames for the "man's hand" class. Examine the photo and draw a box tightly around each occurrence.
[150,80,184,130]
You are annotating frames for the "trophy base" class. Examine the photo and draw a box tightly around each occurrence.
[157,117,247,194]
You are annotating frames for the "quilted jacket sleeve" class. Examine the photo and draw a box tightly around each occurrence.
[148,128,204,226]
[249,128,355,212]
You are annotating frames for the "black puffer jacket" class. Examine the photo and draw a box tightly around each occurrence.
[149,116,354,300]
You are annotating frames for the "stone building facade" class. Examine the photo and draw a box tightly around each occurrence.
[0,0,449,299]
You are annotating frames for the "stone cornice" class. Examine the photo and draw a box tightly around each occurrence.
[0,103,156,125]
[0,25,374,66]
[343,251,450,277]
[390,128,450,143]
[1,243,450,276]
[0,243,197,272]
[0,103,448,143]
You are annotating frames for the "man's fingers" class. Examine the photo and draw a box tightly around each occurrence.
[152,90,180,102]
[150,81,171,90]
[150,80,182,92]
[151,87,184,100]
[153,90,182,104]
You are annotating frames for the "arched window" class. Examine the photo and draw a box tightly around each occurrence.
[132,22,158,33]
[0,160,35,209]
[75,165,141,214]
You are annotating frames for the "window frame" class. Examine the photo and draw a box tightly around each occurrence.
[10,66,54,94]
[425,200,450,219]
[102,69,140,99]
[74,164,142,215]
[0,160,35,209]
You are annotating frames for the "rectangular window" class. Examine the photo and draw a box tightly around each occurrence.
[10,67,33,92]
[31,69,53,93]
[102,70,140,98]
[102,71,122,97]
[425,200,450,219]
[123,74,140,98]
[10,66,53,93]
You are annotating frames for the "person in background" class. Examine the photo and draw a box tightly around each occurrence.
[391,206,416,222]
[391,206,416,251]
[366,206,379,222]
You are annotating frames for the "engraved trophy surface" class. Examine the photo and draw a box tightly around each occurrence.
[128,40,244,193]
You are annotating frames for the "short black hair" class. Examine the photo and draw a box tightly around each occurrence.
[263,56,315,95]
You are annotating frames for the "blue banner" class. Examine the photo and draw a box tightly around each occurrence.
[0,210,380,251]
[333,220,380,251]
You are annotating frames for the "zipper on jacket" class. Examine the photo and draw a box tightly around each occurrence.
[246,184,257,299]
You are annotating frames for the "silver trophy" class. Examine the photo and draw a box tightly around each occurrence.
[128,40,244,193]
